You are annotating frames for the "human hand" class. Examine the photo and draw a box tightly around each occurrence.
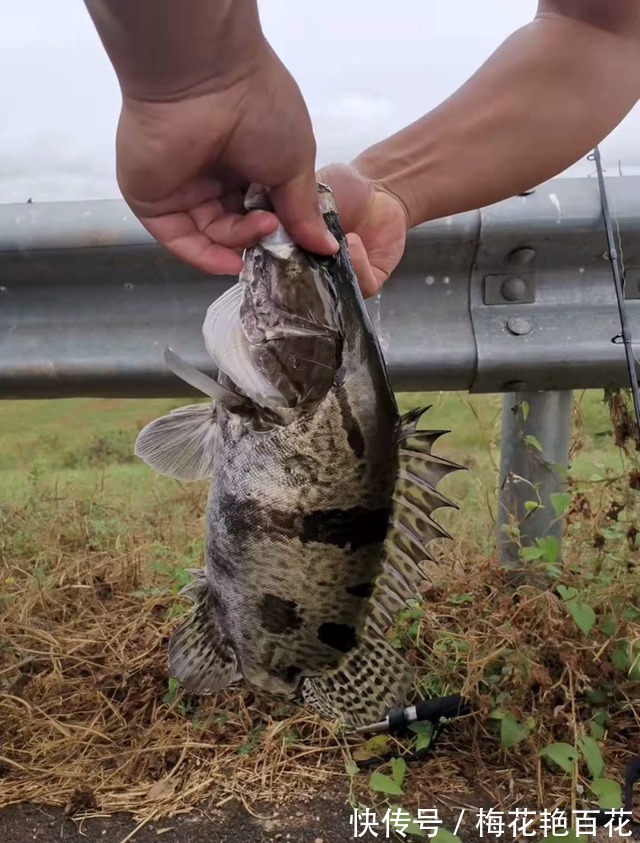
[115,50,339,276]
[316,163,409,297]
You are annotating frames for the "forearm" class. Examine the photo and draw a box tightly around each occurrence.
[84,0,269,100]
[354,13,640,228]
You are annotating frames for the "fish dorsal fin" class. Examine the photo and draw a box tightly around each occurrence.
[164,347,246,408]
[134,402,217,481]
[168,570,241,694]
[397,405,432,435]
[377,406,464,610]
[399,448,462,488]
[300,406,465,728]
[397,469,457,511]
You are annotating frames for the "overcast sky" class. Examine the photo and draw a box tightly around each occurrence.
[1,0,639,204]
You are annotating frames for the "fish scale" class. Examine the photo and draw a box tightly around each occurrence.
[134,183,464,729]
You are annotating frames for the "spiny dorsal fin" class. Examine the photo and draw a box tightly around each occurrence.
[400,447,464,483]
[396,469,458,511]
[399,405,433,436]
[372,405,463,611]
[168,574,241,694]
[377,409,462,599]
[393,499,454,544]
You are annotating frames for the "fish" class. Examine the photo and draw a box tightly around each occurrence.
[134,183,462,729]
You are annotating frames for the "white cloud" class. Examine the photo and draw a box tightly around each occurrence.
[0,0,638,202]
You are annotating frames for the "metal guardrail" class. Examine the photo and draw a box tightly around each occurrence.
[2,176,639,399]
[1,176,639,569]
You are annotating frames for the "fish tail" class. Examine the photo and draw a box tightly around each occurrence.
[301,406,464,728]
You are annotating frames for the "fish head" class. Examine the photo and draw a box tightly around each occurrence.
[203,185,344,422]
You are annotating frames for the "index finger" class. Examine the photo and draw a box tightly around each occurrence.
[140,208,279,276]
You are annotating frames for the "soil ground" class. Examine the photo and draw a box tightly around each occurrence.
[0,795,351,843]
[0,789,502,843]
[5,792,639,843]
[0,791,431,843]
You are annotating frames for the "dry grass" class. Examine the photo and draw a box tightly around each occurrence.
[0,391,638,825]
[0,482,351,818]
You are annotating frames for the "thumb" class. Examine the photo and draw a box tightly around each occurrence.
[270,170,339,256]
[346,233,387,298]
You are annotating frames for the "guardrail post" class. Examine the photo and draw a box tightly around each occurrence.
[498,389,573,584]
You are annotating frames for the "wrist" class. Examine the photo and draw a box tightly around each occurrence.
[123,39,273,104]
[86,0,270,102]
[351,144,426,230]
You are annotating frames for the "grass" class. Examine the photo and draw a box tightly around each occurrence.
[0,390,638,826]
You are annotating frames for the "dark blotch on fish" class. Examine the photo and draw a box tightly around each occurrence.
[220,490,390,553]
[302,507,391,550]
[346,582,375,599]
[259,593,303,634]
[317,622,358,653]
[277,664,303,684]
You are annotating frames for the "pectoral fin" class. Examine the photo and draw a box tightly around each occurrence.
[203,285,289,409]
[164,347,245,408]
[134,402,216,481]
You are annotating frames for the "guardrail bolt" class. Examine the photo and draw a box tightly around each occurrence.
[507,247,536,265]
[501,277,527,302]
[506,317,532,336]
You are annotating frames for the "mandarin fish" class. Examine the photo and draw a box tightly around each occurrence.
[134,184,462,728]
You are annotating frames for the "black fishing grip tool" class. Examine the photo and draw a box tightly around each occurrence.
[624,754,640,832]
[589,755,640,833]
[348,695,471,769]
[351,694,470,737]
